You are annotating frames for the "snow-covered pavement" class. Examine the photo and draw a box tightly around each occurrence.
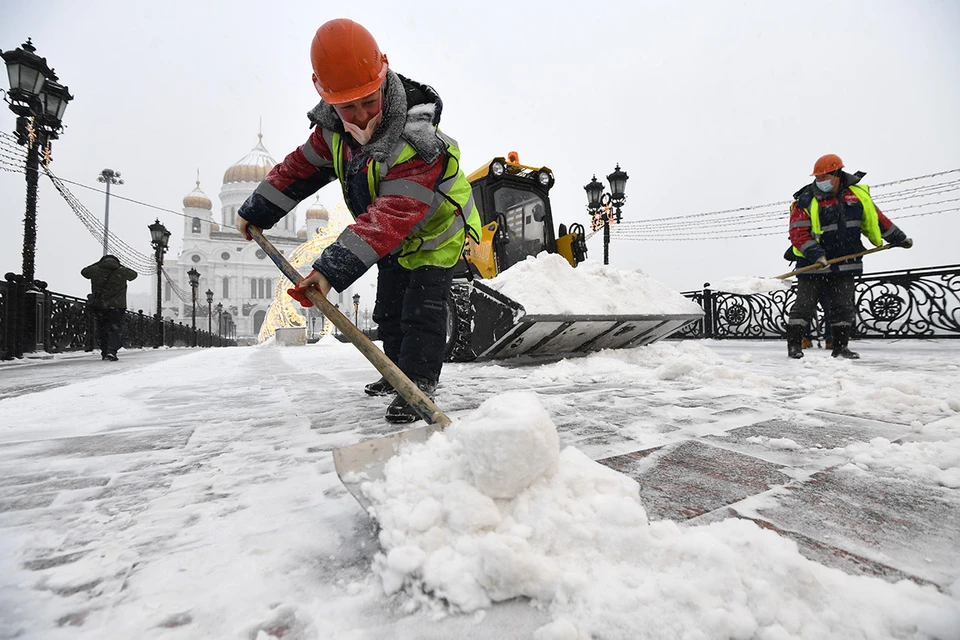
[1,339,958,639]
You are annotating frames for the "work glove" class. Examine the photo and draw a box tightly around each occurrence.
[236,215,253,241]
[287,270,322,308]
[814,256,829,270]
[898,238,914,249]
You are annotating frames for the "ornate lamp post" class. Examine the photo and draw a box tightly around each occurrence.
[352,293,360,326]
[584,164,629,265]
[2,38,73,285]
[148,219,170,348]
[187,268,200,347]
[215,302,223,337]
[205,289,213,338]
[3,39,72,356]
[97,168,123,256]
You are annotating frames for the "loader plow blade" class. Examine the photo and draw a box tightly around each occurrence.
[449,281,703,361]
[333,423,444,512]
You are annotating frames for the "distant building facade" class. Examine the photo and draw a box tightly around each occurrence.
[159,134,336,340]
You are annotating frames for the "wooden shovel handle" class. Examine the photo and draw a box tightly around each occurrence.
[776,244,895,280]
[249,226,451,428]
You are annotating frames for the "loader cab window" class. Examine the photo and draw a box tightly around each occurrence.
[493,186,548,268]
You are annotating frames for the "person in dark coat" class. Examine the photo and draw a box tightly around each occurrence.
[785,154,912,360]
[81,255,137,361]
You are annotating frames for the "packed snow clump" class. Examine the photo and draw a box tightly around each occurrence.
[360,392,959,639]
[484,253,703,315]
[450,392,559,498]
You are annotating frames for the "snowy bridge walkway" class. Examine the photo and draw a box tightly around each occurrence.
[1,340,958,638]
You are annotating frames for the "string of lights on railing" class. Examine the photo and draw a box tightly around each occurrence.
[0,131,244,231]
[610,169,960,241]
[614,168,960,229]
[41,163,157,273]
[159,265,192,304]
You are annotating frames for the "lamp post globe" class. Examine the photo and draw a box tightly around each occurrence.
[352,293,360,325]
[148,219,170,347]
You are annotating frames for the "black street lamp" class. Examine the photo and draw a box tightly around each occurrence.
[3,39,72,355]
[97,168,123,256]
[2,39,73,285]
[187,267,200,347]
[205,289,213,338]
[215,302,223,337]
[584,164,629,265]
[148,219,170,348]
[352,293,360,326]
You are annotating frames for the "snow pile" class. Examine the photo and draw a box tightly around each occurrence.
[484,253,703,315]
[842,436,960,488]
[711,275,793,294]
[362,392,959,639]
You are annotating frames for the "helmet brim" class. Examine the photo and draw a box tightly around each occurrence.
[318,67,388,105]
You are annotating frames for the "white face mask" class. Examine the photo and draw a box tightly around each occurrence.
[815,177,836,193]
[341,111,382,146]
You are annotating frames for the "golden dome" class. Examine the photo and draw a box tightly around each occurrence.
[305,198,329,221]
[211,221,220,232]
[296,229,307,240]
[183,180,212,210]
[223,133,276,185]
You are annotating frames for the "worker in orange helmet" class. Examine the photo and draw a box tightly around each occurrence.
[784,154,913,360]
[236,19,481,423]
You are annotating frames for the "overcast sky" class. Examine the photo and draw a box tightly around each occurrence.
[2,0,958,303]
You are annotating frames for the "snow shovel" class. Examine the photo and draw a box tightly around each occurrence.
[775,244,897,280]
[249,227,451,510]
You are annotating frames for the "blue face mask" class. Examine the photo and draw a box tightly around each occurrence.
[815,178,835,192]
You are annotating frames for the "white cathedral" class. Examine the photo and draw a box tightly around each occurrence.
[158,133,357,341]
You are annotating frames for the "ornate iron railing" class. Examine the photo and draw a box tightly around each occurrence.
[679,264,960,339]
[1,274,235,360]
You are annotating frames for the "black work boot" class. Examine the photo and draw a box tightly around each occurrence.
[385,378,437,424]
[786,325,805,359]
[831,326,860,359]
[364,377,395,396]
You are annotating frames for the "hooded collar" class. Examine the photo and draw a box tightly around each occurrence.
[306,70,446,164]
[793,170,867,206]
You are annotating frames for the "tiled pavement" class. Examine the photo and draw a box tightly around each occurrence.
[599,412,960,590]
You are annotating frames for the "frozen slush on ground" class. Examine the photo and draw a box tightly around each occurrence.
[361,392,960,639]
[484,253,704,315]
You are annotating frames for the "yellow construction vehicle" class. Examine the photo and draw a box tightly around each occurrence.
[444,153,701,361]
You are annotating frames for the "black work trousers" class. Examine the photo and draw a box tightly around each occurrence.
[373,254,453,385]
[94,307,126,356]
[788,275,856,330]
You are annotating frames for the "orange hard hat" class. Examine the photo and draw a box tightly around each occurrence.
[310,19,389,105]
[811,153,844,176]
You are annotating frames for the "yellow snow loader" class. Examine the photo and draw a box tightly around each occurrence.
[445,154,703,361]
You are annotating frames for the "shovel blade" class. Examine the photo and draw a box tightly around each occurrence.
[333,423,445,511]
